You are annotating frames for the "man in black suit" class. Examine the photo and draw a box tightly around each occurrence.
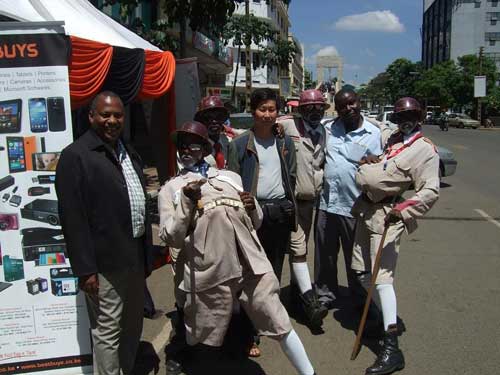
[56,91,150,375]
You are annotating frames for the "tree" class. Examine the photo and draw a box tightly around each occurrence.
[304,69,316,90]
[453,54,498,109]
[222,12,275,106]
[361,72,391,107]
[414,60,460,110]
[385,58,422,103]
[106,1,238,57]
[262,38,298,73]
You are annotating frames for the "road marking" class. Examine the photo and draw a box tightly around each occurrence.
[474,209,500,229]
[152,321,172,354]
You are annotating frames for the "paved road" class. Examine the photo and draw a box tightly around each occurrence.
[139,125,500,375]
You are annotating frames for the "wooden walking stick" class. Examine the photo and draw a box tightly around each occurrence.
[350,223,390,361]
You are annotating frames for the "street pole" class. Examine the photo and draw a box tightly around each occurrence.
[477,46,484,126]
[245,0,252,112]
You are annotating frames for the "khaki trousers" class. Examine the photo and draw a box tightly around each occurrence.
[85,267,145,375]
[289,200,315,257]
[351,219,405,284]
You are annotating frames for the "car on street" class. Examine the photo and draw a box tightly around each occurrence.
[446,113,479,129]
[229,112,253,129]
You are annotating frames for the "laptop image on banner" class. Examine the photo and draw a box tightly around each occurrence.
[0,281,13,292]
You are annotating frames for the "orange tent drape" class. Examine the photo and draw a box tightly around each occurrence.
[138,50,176,99]
[69,36,113,109]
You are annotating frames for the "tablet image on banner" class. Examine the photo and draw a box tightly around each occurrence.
[0,24,92,375]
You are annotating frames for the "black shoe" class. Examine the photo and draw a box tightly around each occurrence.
[365,324,405,374]
[299,289,328,327]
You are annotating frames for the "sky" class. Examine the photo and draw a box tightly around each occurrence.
[288,0,423,86]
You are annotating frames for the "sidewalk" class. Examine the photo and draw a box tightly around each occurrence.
[135,264,176,375]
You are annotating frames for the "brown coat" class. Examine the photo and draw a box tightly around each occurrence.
[158,168,273,292]
[353,123,440,234]
[279,116,326,201]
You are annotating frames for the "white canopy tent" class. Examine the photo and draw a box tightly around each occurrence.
[0,0,161,51]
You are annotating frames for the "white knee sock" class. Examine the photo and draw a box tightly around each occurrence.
[279,330,315,375]
[376,284,397,330]
[292,262,313,294]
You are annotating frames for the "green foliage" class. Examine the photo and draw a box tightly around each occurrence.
[222,14,275,47]
[453,54,499,107]
[414,60,460,109]
[486,86,500,111]
[385,58,422,103]
[360,72,391,106]
[304,69,316,89]
[262,38,298,71]
[163,0,237,38]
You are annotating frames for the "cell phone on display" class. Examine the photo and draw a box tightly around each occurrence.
[47,97,66,132]
[6,136,26,173]
[32,152,61,171]
[0,99,22,133]
[29,98,48,133]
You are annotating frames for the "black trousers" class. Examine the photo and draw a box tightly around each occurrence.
[314,209,357,302]
[257,199,293,283]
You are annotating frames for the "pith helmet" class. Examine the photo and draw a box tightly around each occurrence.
[298,89,330,109]
[194,96,229,122]
[171,121,212,156]
[392,97,423,121]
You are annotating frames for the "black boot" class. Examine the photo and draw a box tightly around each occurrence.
[365,324,405,375]
[299,289,328,327]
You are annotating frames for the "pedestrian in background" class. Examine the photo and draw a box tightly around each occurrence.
[56,91,151,375]
[352,97,440,374]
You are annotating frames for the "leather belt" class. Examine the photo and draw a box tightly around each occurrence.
[202,197,244,212]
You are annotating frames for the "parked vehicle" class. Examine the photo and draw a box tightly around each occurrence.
[447,113,479,129]
[229,112,253,129]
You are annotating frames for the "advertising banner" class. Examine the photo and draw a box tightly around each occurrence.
[0,23,92,374]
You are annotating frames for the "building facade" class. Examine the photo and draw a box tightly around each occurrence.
[422,0,500,71]
[225,0,295,110]
[289,34,305,97]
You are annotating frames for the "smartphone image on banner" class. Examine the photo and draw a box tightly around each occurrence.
[29,98,48,133]
[6,136,26,173]
[24,136,37,171]
[32,152,60,171]
[0,99,22,133]
[47,97,66,132]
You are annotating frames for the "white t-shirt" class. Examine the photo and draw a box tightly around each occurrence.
[254,136,286,200]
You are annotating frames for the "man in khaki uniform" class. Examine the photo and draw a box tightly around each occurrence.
[278,89,329,327]
[159,121,317,375]
[351,97,440,375]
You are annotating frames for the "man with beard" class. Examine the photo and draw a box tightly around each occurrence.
[352,97,440,374]
[278,89,329,327]
[158,121,317,375]
[194,96,231,169]
[315,89,382,309]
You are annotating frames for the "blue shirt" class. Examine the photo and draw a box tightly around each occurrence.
[319,118,383,217]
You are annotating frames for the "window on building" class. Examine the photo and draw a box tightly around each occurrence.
[240,51,246,67]
[252,52,261,70]
[475,0,481,8]
[488,0,498,7]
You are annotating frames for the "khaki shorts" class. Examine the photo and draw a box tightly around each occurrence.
[289,200,315,257]
[183,271,292,347]
[351,219,405,285]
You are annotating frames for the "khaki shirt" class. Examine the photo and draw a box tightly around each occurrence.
[354,123,440,234]
[279,116,325,200]
[158,168,273,292]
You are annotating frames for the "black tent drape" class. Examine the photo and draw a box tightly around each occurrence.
[102,46,145,105]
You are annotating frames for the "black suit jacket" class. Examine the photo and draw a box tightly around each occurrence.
[55,129,152,277]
